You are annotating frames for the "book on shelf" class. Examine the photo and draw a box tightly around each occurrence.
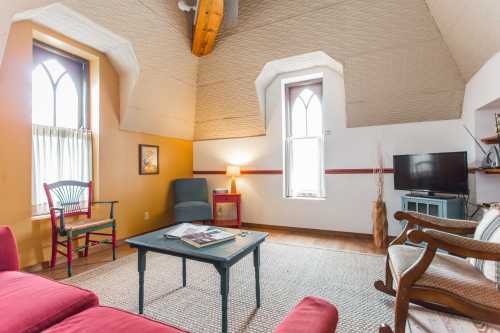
[181,228,236,248]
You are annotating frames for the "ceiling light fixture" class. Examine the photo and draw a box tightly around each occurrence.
[178,0,197,13]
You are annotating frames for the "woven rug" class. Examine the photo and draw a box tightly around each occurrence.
[64,242,394,332]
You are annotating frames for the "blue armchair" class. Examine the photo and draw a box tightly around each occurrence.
[173,178,212,224]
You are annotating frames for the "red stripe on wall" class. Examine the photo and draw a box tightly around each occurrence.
[194,168,392,175]
[193,168,477,175]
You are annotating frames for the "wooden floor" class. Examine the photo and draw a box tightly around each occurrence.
[31,226,499,333]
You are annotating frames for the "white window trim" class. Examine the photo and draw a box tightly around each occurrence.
[282,77,326,199]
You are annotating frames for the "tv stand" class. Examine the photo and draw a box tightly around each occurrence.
[401,194,465,219]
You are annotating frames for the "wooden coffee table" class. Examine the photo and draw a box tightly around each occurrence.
[126,226,268,333]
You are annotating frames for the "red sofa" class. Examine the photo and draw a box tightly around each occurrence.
[0,226,338,333]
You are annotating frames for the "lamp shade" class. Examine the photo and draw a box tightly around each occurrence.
[226,165,241,177]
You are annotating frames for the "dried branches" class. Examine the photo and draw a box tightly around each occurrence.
[374,144,384,203]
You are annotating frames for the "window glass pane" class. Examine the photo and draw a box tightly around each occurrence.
[285,80,324,198]
[291,98,306,137]
[56,73,79,129]
[307,94,322,136]
[44,58,66,82]
[32,64,54,126]
[290,137,321,196]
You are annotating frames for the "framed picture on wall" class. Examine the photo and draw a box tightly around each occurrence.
[139,144,159,175]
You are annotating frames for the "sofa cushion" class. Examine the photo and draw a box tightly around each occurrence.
[0,271,98,333]
[43,306,187,333]
[273,296,339,333]
[0,226,20,271]
[469,205,500,287]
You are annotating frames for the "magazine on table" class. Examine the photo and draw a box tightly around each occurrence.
[164,223,236,248]
[163,223,210,239]
[181,228,236,248]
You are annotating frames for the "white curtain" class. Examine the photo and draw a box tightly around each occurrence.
[32,124,93,208]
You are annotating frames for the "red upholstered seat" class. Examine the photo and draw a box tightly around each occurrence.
[44,306,188,333]
[0,271,98,333]
[273,296,339,333]
[0,226,20,271]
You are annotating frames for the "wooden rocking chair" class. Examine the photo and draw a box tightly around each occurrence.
[375,210,500,333]
[44,181,118,277]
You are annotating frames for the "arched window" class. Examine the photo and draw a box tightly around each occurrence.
[32,43,88,129]
[31,42,92,212]
[285,80,325,198]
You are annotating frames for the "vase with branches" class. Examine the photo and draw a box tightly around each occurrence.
[372,144,388,248]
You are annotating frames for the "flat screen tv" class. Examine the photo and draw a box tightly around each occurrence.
[393,152,468,195]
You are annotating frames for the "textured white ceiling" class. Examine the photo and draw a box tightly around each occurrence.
[425,0,500,81]
[2,1,500,140]
[1,0,198,140]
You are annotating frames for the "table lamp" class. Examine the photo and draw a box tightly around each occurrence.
[226,165,240,193]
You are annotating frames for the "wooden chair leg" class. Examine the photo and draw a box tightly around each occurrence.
[84,232,90,257]
[374,257,397,297]
[112,223,116,261]
[67,231,73,277]
[379,324,394,333]
[394,288,410,333]
[50,229,57,268]
[386,258,394,290]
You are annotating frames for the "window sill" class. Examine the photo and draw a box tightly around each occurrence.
[32,214,50,222]
[284,196,326,201]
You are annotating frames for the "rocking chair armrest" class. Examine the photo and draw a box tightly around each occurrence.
[407,229,500,261]
[394,211,478,234]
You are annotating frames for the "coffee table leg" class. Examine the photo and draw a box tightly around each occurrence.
[215,265,230,333]
[138,249,147,314]
[253,245,261,308]
[182,257,187,287]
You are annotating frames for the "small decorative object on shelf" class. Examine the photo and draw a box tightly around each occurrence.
[372,144,388,248]
[226,165,240,193]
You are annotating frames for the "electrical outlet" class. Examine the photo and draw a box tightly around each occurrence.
[217,206,223,215]
[144,211,150,220]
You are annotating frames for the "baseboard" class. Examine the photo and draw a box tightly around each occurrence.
[242,222,394,240]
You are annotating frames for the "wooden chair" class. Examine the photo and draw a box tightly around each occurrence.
[374,210,500,333]
[44,181,118,277]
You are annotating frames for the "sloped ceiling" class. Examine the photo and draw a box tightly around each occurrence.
[3,1,499,141]
[425,0,500,81]
[1,0,198,140]
[194,0,465,140]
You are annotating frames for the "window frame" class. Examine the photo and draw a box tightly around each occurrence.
[283,78,326,199]
[32,40,90,129]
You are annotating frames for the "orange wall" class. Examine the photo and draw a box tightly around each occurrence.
[0,21,193,268]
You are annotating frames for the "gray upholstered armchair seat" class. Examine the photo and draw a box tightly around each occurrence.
[173,178,212,223]
[174,201,211,223]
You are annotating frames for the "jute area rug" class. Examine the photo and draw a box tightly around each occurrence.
[65,241,394,332]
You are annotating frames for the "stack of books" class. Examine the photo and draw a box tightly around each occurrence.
[164,223,235,248]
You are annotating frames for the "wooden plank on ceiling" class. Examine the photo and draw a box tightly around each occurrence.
[192,0,224,57]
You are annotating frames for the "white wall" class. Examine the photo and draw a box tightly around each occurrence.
[195,66,472,236]
[462,51,500,203]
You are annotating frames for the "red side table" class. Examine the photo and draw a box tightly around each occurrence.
[212,193,241,228]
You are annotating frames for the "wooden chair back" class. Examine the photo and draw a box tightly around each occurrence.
[43,181,93,230]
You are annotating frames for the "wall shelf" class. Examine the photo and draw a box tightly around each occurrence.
[481,135,500,144]
[480,168,500,174]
